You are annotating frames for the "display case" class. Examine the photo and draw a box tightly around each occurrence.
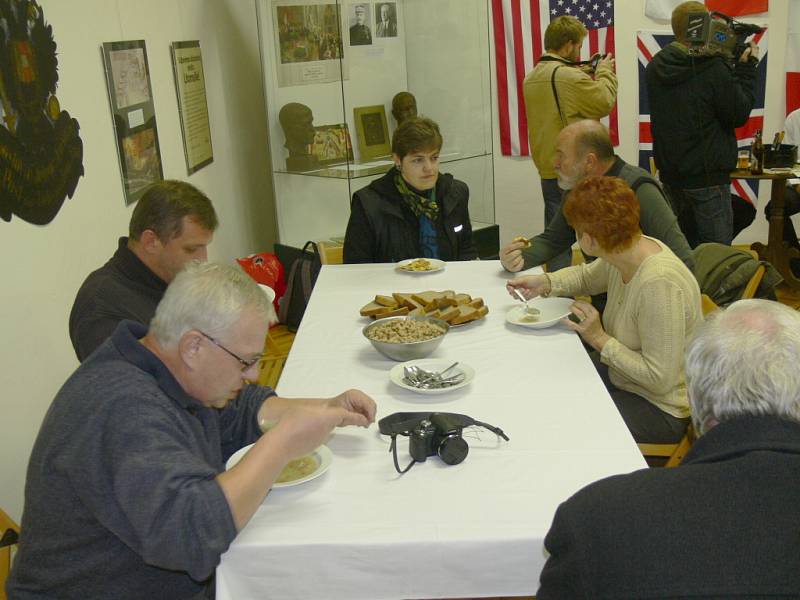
[256,0,495,248]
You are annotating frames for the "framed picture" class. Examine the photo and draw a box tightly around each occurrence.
[354,105,391,161]
[374,2,398,38]
[310,123,353,165]
[170,41,213,174]
[273,0,349,87]
[101,40,163,205]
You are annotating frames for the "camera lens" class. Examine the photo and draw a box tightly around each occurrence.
[438,435,468,465]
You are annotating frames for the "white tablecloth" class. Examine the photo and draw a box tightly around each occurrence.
[217,261,645,600]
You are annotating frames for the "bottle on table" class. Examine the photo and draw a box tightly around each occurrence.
[751,129,764,175]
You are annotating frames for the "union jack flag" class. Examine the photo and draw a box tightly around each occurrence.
[637,29,768,207]
[492,0,617,157]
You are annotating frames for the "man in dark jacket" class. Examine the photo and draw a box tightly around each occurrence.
[646,1,758,247]
[343,117,478,263]
[537,299,800,599]
[69,180,218,361]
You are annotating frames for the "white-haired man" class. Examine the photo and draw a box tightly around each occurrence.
[9,263,377,600]
[536,299,800,598]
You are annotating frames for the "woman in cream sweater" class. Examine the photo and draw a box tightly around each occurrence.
[508,176,702,443]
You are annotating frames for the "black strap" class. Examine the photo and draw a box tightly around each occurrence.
[551,65,566,127]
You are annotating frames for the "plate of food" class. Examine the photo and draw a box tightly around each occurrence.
[396,258,445,273]
[506,296,574,329]
[389,359,475,394]
[360,290,488,326]
[225,443,333,488]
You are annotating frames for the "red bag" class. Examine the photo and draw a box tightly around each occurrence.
[236,253,286,311]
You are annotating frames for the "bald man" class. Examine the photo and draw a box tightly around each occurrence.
[500,119,693,274]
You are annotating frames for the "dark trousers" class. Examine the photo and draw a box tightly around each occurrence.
[589,351,689,443]
[540,178,572,271]
[764,184,800,248]
[663,183,733,247]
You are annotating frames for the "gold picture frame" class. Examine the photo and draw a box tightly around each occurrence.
[353,105,391,161]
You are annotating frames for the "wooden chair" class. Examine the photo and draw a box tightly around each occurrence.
[317,240,343,265]
[257,325,296,389]
[637,294,719,467]
[1,508,20,600]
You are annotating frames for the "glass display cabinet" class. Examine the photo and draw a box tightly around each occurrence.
[256,0,495,249]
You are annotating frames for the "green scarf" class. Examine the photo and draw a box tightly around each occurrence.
[394,171,439,222]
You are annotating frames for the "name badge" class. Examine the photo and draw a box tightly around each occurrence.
[453,224,463,233]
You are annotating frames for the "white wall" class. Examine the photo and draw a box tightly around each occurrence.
[0,0,277,522]
[490,2,792,248]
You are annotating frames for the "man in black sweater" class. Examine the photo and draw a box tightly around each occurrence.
[537,299,800,598]
[69,180,218,361]
[646,1,758,247]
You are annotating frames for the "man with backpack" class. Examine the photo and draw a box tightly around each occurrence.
[500,120,694,273]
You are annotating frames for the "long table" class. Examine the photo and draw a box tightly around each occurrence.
[217,260,645,600]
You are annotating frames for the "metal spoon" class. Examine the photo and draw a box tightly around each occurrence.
[512,288,540,315]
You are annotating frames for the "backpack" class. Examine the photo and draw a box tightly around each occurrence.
[277,241,322,332]
[692,243,782,305]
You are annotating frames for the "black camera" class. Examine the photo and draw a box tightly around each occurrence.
[409,413,470,465]
[686,11,763,60]
[378,411,509,474]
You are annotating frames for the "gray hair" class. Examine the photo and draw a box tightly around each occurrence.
[686,299,800,435]
[149,262,273,348]
[568,119,614,161]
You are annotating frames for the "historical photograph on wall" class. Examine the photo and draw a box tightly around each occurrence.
[102,40,163,205]
[273,0,348,87]
[171,40,213,174]
[374,2,398,39]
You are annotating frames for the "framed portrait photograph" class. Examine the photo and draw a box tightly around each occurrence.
[102,40,163,205]
[310,123,353,165]
[348,2,373,46]
[353,105,391,161]
[374,2,398,38]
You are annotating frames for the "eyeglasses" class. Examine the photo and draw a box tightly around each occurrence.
[199,331,262,372]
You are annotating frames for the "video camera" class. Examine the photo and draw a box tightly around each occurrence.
[686,11,763,60]
[379,411,509,474]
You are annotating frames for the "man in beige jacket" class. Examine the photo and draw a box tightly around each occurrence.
[523,15,616,271]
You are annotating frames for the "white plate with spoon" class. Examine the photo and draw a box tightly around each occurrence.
[506,296,574,329]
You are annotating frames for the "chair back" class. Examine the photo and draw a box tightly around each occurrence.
[0,508,19,600]
[317,241,344,265]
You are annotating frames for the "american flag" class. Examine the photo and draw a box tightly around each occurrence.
[491,0,618,157]
[787,1,800,116]
[637,29,768,207]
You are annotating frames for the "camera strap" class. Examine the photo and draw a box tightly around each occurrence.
[379,412,510,475]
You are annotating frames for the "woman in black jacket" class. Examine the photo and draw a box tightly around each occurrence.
[343,117,478,263]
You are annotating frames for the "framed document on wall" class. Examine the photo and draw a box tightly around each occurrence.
[354,105,390,161]
[171,41,214,174]
[102,39,163,205]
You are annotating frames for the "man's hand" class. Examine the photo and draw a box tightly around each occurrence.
[326,389,377,427]
[500,239,528,272]
[739,41,758,63]
[597,53,615,72]
[561,300,610,351]
[506,274,551,300]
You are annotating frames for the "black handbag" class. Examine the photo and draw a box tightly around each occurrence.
[277,241,322,332]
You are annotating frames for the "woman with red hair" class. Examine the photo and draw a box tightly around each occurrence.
[508,176,702,443]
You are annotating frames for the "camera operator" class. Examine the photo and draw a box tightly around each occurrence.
[523,15,617,271]
[646,1,758,248]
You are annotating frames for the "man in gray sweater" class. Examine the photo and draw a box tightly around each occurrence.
[8,263,376,600]
[500,119,693,273]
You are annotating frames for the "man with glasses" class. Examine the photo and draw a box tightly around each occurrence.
[8,262,377,600]
[70,179,218,361]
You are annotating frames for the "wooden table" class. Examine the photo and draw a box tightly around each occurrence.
[732,169,800,289]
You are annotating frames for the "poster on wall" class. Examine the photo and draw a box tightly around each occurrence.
[102,39,164,205]
[273,0,348,87]
[0,0,84,225]
[170,41,213,174]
